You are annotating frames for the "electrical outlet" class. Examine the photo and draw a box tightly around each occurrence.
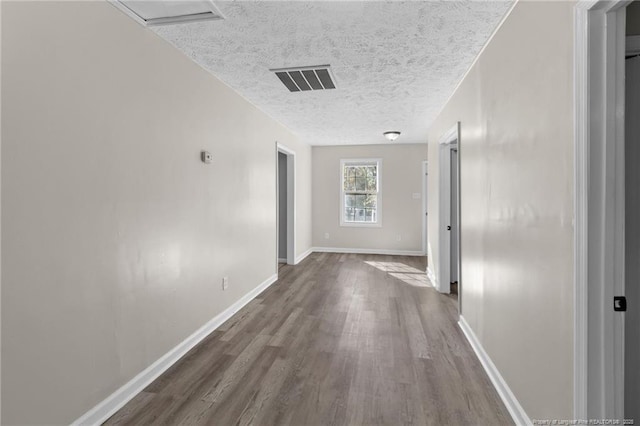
[324,233,330,239]
[412,193,421,199]
[222,276,229,290]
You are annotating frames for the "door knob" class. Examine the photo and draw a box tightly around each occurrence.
[447,226,451,230]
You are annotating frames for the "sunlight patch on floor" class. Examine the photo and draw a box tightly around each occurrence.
[364,261,432,288]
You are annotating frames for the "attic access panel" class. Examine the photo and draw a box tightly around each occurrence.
[112,0,225,27]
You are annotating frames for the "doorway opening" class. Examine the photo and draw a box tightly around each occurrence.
[278,152,288,264]
[276,143,295,269]
[450,147,460,299]
[575,0,640,420]
[422,160,429,258]
[437,122,461,304]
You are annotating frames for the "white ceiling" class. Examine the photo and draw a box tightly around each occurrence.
[152,1,513,145]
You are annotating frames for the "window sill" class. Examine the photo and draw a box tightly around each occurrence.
[340,222,382,228]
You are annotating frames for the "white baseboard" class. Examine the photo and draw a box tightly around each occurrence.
[295,248,313,264]
[312,247,425,256]
[458,316,532,426]
[278,258,287,264]
[426,266,437,287]
[72,273,279,426]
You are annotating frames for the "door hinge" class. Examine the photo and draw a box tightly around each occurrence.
[614,296,627,312]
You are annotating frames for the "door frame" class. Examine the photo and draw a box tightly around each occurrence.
[276,142,296,266]
[422,160,429,257]
[437,122,461,295]
[574,0,628,419]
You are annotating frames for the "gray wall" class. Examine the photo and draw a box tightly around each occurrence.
[1,1,312,423]
[278,152,287,260]
[427,1,574,419]
[312,144,427,253]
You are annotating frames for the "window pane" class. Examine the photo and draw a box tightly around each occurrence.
[350,168,357,191]
[344,193,377,222]
[345,194,355,207]
[344,166,357,191]
[345,207,355,221]
[366,166,377,191]
[344,164,378,192]
[365,194,377,209]
[343,167,349,190]
[347,175,355,191]
[355,167,366,191]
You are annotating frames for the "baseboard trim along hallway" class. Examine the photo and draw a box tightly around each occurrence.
[72,273,279,426]
[458,315,532,426]
[295,248,314,264]
[312,246,425,256]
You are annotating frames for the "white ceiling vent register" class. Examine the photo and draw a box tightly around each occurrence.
[111,1,224,27]
[270,66,337,93]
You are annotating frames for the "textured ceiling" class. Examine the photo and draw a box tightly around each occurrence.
[152,1,513,145]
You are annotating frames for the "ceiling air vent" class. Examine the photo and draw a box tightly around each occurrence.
[112,1,225,27]
[270,66,336,92]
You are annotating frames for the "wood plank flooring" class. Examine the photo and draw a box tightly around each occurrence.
[105,253,512,426]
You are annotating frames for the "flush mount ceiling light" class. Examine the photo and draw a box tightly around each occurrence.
[111,0,225,27]
[383,131,401,142]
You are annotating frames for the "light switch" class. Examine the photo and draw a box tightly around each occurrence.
[412,193,421,199]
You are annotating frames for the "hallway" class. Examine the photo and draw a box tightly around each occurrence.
[106,253,511,425]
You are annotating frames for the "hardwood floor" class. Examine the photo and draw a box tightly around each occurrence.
[105,253,512,426]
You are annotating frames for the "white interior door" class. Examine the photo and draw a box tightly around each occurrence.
[624,54,640,422]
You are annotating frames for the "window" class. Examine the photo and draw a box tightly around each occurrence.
[340,159,381,227]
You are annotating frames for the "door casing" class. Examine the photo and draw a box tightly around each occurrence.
[437,122,461,297]
[422,160,429,257]
[574,0,629,419]
[276,142,296,267]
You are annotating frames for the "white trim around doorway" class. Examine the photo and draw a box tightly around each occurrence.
[574,0,629,420]
[422,160,429,258]
[437,123,460,295]
[276,142,296,266]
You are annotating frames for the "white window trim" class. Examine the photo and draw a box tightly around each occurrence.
[339,158,382,228]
